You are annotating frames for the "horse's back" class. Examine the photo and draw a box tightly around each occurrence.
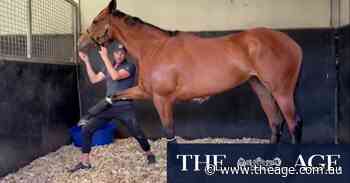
[152,27,302,99]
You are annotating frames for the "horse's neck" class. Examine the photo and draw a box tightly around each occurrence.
[112,24,168,61]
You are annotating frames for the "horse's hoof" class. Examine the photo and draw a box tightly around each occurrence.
[291,120,303,144]
[147,154,156,164]
[270,134,281,144]
[270,121,284,144]
[167,138,178,145]
[291,133,302,144]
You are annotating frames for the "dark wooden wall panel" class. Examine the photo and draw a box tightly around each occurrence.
[338,25,350,143]
[0,60,80,176]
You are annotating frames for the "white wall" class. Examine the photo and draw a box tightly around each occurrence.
[81,0,333,32]
[340,0,350,26]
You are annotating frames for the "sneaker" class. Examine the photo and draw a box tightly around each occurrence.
[147,154,156,164]
[69,162,92,173]
[77,119,89,127]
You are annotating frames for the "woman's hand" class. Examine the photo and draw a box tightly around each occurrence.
[98,46,109,61]
[78,51,89,64]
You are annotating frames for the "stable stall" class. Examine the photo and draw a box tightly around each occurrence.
[0,0,349,182]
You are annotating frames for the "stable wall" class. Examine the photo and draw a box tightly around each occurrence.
[339,24,350,143]
[0,60,80,176]
[81,0,332,31]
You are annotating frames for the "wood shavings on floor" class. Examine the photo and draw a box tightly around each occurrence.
[1,137,268,183]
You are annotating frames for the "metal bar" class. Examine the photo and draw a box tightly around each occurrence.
[338,0,341,27]
[330,0,333,27]
[73,0,83,118]
[27,0,32,58]
[64,0,78,7]
[73,5,78,63]
[0,55,76,65]
[330,0,341,28]
[77,0,81,39]
[78,0,81,33]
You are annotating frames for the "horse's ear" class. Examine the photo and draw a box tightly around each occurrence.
[108,0,117,13]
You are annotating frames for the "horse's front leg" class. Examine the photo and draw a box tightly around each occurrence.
[153,94,176,144]
[111,86,150,101]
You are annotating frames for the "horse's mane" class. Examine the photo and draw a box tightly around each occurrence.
[112,10,178,37]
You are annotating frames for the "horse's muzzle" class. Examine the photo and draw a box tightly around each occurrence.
[78,38,90,51]
[78,33,94,52]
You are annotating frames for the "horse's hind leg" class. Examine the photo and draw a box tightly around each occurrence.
[249,77,284,144]
[273,93,302,144]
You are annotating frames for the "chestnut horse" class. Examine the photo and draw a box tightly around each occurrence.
[78,0,303,144]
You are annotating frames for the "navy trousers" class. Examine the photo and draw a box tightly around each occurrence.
[81,104,150,153]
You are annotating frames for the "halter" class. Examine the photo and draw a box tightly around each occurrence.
[87,14,113,50]
[87,28,110,50]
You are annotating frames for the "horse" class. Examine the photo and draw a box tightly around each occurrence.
[78,0,303,144]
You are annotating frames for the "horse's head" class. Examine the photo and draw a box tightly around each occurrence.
[78,0,118,51]
[79,0,170,59]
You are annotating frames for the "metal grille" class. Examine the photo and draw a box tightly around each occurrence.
[0,0,78,63]
[32,0,74,62]
[0,0,28,57]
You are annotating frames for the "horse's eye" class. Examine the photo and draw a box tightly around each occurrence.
[92,20,98,25]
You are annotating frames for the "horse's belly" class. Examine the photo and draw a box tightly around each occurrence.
[176,66,250,100]
[155,38,254,101]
